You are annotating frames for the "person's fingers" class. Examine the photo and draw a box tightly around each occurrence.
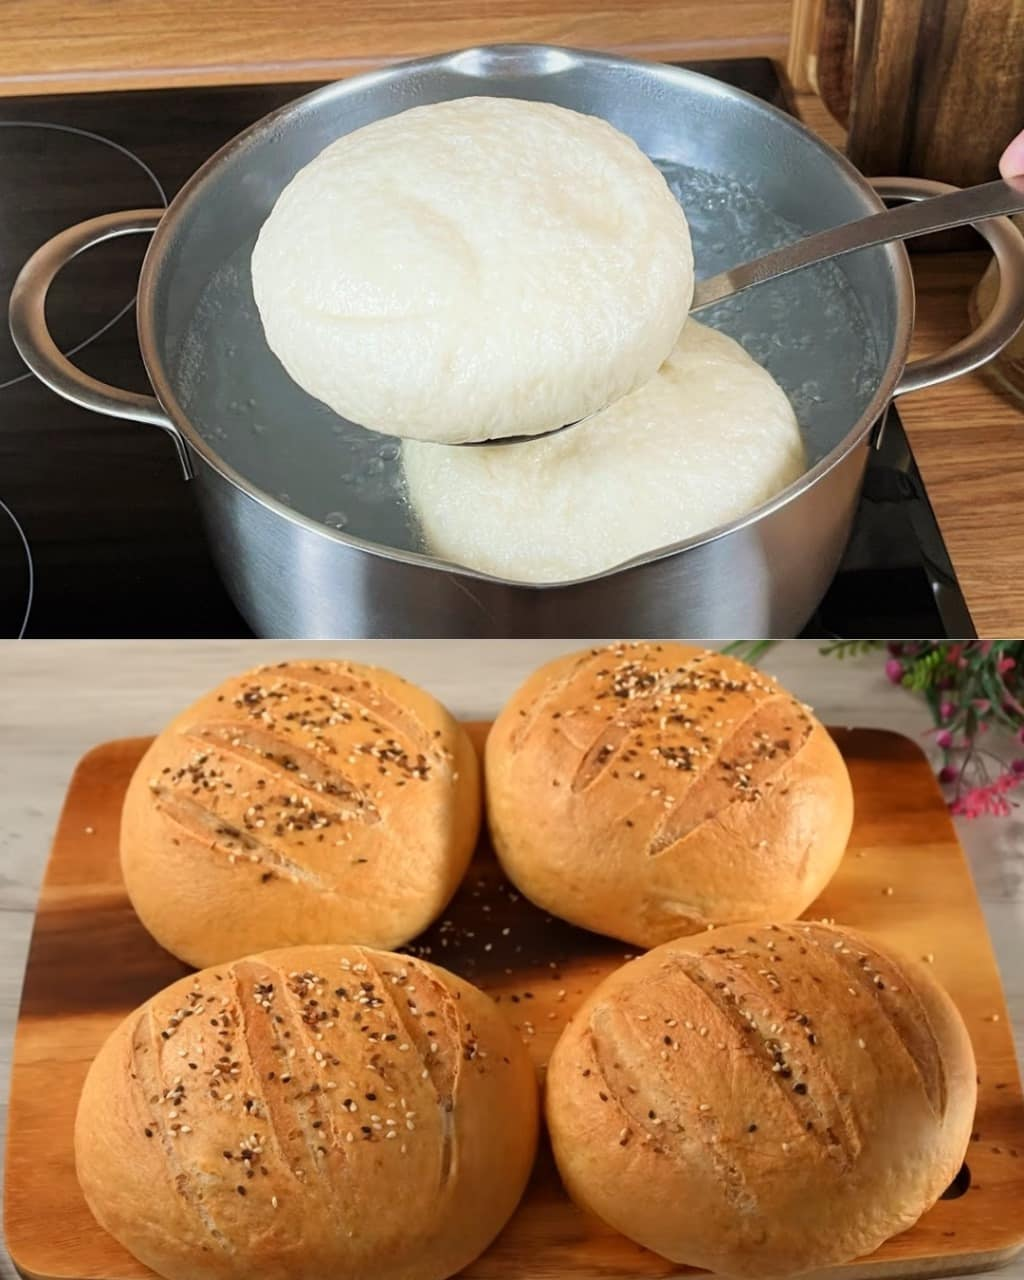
[999,128,1024,179]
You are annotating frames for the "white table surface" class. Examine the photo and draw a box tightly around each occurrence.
[1,639,1022,1279]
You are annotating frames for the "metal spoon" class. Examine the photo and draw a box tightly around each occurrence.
[458,174,1024,447]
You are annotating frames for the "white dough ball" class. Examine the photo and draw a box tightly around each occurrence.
[251,96,693,444]
[402,321,806,582]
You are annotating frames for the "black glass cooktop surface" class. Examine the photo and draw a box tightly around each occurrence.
[0,58,973,638]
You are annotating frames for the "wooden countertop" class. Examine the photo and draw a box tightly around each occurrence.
[1,5,1022,634]
[796,94,1024,638]
[1,0,790,95]
[1,639,1022,1280]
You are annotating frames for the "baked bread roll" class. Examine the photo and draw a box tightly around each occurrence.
[486,642,852,946]
[403,320,806,582]
[76,945,538,1280]
[546,923,976,1280]
[251,95,693,443]
[121,659,480,967]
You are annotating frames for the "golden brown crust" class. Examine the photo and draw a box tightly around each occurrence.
[121,660,481,966]
[486,642,853,945]
[545,923,977,1280]
[75,945,539,1280]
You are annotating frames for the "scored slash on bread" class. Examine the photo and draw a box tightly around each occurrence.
[120,660,481,967]
[546,921,977,1280]
[486,642,854,945]
[75,945,539,1280]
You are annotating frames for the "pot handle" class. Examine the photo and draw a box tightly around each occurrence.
[871,177,1024,397]
[8,208,193,480]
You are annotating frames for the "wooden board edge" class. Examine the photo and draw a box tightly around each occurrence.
[7,725,1024,1280]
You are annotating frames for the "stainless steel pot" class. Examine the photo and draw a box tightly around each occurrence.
[11,44,1024,637]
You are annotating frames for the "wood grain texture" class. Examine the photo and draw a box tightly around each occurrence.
[5,725,1024,1280]
[790,90,1024,638]
[0,639,1022,1280]
[785,0,824,93]
[816,0,855,124]
[844,0,1024,186]
[0,32,1021,632]
[0,0,791,96]
[970,252,1024,409]
[894,252,1024,638]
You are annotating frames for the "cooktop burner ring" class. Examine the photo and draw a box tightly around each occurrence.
[0,120,168,391]
[0,496,33,640]
[0,61,972,637]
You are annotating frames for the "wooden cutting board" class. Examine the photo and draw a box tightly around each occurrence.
[5,726,1024,1280]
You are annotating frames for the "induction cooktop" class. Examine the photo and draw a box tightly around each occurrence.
[0,57,974,638]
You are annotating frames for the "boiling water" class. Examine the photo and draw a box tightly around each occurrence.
[175,162,881,553]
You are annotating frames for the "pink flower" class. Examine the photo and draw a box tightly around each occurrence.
[938,765,958,784]
[1013,758,1024,775]
[950,771,1022,818]
[999,656,1016,673]
[935,729,954,749]
[885,658,904,684]
[940,701,955,722]
[973,699,991,713]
